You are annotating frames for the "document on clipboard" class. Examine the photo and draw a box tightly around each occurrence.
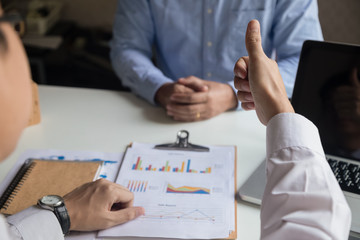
[98,131,237,239]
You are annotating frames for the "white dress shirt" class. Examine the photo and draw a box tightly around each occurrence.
[262,113,351,239]
[0,113,351,239]
[2,206,63,240]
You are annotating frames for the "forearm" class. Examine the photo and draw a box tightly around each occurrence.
[111,0,173,104]
[261,113,351,240]
[111,48,173,104]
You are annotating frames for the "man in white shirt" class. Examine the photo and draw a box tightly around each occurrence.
[0,5,351,240]
[0,6,144,239]
[234,20,351,239]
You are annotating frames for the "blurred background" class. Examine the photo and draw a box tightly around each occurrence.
[3,0,360,91]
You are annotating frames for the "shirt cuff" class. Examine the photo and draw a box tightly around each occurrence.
[266,113,325,159]
[7,206,64,239]
[147,76,173,105]
[226,81,242,111]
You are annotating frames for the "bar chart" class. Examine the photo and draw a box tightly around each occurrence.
[127,180,148,192]
[131,157,211,174]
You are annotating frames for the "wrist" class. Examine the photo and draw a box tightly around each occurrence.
[37,195,71,235]
[63,198,78,231]
[155,83,171,107]
[225,84,239,110]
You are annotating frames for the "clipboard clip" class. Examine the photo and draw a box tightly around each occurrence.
[154,130,209,152]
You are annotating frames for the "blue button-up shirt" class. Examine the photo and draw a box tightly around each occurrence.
[111,0,323,108]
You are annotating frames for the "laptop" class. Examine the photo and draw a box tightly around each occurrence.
[238,40,360,237]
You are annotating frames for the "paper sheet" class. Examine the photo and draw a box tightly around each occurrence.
[98,143,236,239]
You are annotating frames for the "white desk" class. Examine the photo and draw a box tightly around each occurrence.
[0,85,267,239]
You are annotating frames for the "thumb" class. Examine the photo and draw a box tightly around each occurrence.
[245,20,264,59]
[111,206,145,225]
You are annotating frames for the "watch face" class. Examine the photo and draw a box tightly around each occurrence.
[40,195,63,207]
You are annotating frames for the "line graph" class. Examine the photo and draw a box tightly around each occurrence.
[140,207,223,223]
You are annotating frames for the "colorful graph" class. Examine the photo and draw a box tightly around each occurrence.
[140,208,221,223]
[131,157,211,174]
[166,184,210,195]
[127,180,148,192]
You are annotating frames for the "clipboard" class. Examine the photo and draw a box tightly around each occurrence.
[100,130,237,239]
[154,130,210,152]
[157,130,237,239]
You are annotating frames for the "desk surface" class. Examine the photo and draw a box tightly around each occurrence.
[0,85,266,239]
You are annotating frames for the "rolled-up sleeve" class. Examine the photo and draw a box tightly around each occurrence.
[261,113,351,240]
[110,0,173,104]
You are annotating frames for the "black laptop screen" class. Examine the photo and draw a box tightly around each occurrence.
[291,41,360,162]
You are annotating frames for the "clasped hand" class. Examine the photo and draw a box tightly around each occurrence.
[155,76,238,122]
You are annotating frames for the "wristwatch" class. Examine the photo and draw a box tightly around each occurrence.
[37,195,71,235]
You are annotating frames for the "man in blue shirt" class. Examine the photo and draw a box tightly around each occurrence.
[110,0,323,122]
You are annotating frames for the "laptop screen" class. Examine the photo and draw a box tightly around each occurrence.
[291,41,360,162]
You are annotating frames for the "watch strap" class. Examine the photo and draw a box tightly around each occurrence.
[53,204,71,235]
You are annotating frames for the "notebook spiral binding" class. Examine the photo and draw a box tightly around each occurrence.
[0,159,36,212]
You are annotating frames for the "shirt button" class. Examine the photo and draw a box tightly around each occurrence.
[207,72,212,78]
[207,41,212,47]
[207,8,213,14]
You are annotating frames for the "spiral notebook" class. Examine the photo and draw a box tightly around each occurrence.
[0,159,102,215]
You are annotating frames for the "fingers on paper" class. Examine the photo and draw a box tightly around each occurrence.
[92,178,135,206]
[107,207,145,227]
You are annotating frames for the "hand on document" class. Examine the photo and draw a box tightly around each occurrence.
[233,20,294,125]
[64,178,145,231]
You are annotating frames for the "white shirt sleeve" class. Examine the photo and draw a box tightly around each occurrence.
[5,206,64,240]
[261,113,351,240]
